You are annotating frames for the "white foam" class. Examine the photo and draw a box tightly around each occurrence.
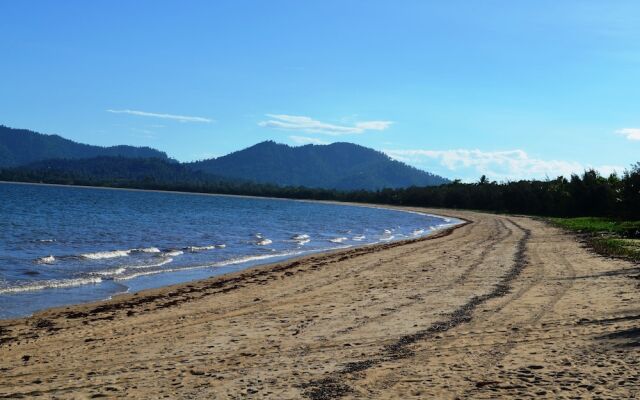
[163,250,184,257]
[185,245,216,252]
[114,269,178,281]
[132,247,161,253]
[81,250,131,260]
[215,244,226,248]
[330,237,348,243]
[128,258,174,269]
[91,258,174,280]
[291,234,310,245]
[214,251,303,267]
[36,255,56,264]
[36,239,56,243]
[113,257,218,281]
[93,267,127,277]
[412,229,425,236]
[256,238,272,246]
[0,277,103,294]
[352,235,366,241]
[115,251,304,281]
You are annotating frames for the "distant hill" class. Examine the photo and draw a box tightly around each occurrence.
[188,141,448,190]
[0,125,448,191]
[0,125,169,167]
[10,157,225,185]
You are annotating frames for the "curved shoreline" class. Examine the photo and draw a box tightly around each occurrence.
[0,214,469,324]
[0,180,459,217]
[1,181,464,319]
[1,208,638,398]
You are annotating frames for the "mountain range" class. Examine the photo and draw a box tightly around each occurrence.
[0,125,448,190]
[0,125,168,168]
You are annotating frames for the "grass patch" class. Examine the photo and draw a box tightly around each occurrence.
[591,238,640,261]
[550,217,640,236]
[551,217,640,262]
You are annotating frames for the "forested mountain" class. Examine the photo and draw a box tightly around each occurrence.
[5,157,229,186]
[188,141,448,190]
[0,125,169,167]
[1,126,446,190]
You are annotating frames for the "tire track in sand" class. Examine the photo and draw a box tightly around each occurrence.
[300,217,531,400]
[454,218,577,397]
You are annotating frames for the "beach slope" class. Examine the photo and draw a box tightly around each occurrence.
[1,209,638,399]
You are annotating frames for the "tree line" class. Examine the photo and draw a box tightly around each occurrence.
[1,159,638,219]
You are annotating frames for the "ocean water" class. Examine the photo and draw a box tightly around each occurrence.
[0,183,460,319]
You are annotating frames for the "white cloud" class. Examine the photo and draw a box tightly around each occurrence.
[107,109,213,123]
[289,135,330,145]
[616,128,640,141]
[258,114,392,135]
[384,148,623,181]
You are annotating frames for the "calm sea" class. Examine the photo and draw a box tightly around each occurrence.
[0,182,459,319]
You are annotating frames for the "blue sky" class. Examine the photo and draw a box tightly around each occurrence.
[1,1,639,181]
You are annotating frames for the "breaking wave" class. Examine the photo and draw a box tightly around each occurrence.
[114,251,304,281]
[163,250,184,257]
[36,255,56,264]
[132,247,161,254]
[81,250,131,260]
[0,277,103,294]
[185,245,216,252]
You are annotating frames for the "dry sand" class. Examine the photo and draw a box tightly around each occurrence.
[1,209,639,399]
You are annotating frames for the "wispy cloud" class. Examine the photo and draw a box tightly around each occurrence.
[107,109,213,123]
[258,114,392,135]
[385,148,623,181]
[616,128,640,141]
[289,135,331,145]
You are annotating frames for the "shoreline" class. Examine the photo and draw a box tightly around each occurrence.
[0,218,469,324]
[1,181,465,320]
[1,208,639,398]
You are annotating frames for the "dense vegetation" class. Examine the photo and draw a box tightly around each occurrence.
[362,166,640,219]
[188,140,449,190]
[0,125,168,168]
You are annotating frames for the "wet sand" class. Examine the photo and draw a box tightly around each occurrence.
[1,208,639,399]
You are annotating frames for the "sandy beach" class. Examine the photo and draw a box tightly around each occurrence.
[1,208,639,399]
